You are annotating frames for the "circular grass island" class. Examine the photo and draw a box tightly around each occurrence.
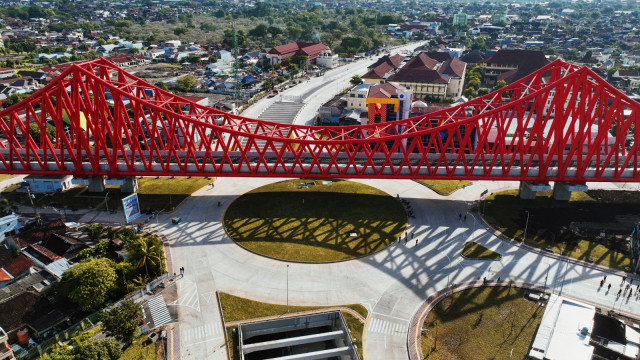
[223,179,407,262]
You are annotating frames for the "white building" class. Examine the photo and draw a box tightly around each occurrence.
[22,175,73,193]
[316,50,339,69]
[347,83,372,111]
[528,294,595,360]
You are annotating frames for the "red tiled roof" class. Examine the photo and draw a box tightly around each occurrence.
[12,220,68,249]
[389,67,448,84]
[423,52,453,62]
[369,54,405,70]
[3,254,33,277]
[28,245,62,263]
[438,57,466,78]
[0,290,56,333]
[269,42,300,56]
[299,43,328,57]
[0,268,12,282]
[404,53,439,70]
[362,63,394,79]
[368,82,406,99]
[0,68,15,73]
[485,50,550,84]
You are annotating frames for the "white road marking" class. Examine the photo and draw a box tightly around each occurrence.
[367,317,407,337]
[147,296,172,328]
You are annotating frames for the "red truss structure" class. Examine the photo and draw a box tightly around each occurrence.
[0,58,638,183]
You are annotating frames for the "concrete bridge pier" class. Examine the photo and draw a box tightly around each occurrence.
[87,176,106,193]
[518,181,551,199]
[552,182,588,201]
[121,176,138,193]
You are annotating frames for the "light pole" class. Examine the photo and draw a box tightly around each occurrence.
[286,264,290,313]
[523,210,530,242]
[478,183,489,217]
[467,212,478,240]
[104,191,110,213]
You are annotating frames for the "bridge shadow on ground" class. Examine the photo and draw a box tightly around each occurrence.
[223,192,407,261]
[159,193,609,314]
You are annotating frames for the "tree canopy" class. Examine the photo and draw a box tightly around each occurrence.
[101,300,143,344]
[58,258,117,311]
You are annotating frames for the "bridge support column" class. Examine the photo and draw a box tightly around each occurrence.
[552,182,588,201]
[121,176,138,193]
[518,182,551,200]
[87,176,106,193]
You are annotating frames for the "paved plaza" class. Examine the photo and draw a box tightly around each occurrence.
[136,178,640,360]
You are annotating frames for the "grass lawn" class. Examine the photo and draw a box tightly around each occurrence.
[483,190,633,271]
[461,242,501,260]
[220,292,367,360]
[120,334,157,360]
[0,174,16,182]
[224,179,407,262]
[0,177,212,211]
[416,180,472,195]
[421,287,543,360]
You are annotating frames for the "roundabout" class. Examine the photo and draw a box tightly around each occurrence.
[223,179,407,262]
[149,178,640,360]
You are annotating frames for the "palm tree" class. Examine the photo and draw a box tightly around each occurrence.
[129,237,162,277]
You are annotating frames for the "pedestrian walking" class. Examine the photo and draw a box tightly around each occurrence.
[411,232,414,239]
[604,275,607,282]
[464,214,467,221]
[600,279,604,287]
[217,201,221,207]
[618,289,622,297]
[623,276,626,284]
[636,285,639,294]
[458,213,462,220]
[404,236,407,245]
[415,238,418,246]
[629,291,633,299]
[608,283,612,291]
[626,284,630,291]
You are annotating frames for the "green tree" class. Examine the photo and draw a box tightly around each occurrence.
[86,224,104,241]
[72,339,121,360]
[100,300,143,344]
[493,80,507,90]
[174,27,189,36]
[350,75,362,86]
[2,92,30,108]
[58,258,117,311]
[156,82,169,91]
[249,24,268,38]
[177,74,198,90]
[129,236,164,277]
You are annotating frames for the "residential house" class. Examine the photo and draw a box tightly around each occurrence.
[0,69,16,80]
[316,50,339,69]
[346,83,373,111]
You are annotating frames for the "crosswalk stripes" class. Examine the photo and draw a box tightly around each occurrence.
[368,317,407,337]
[147,296,172,328]
[181,324,222,344]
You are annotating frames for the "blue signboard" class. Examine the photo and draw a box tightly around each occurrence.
[122,193,141,223]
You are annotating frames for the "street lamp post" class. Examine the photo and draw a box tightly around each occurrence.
[467,212,478,240]
[104,191,110,213]
[286,264,290,313]
[523,210,530,242]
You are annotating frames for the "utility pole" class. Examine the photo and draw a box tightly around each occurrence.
[232,21,241,103]
[25,185,41,225]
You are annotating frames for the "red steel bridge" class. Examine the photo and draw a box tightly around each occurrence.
[0,58,638,183]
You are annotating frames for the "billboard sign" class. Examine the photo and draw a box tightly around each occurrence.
[122,193,141,223]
